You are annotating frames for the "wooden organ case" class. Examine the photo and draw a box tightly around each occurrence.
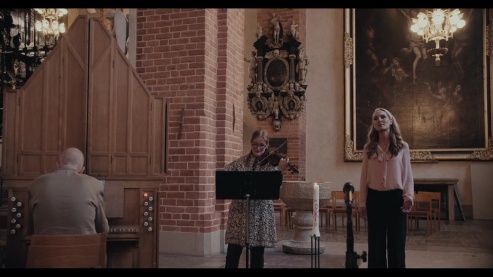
[2,16,166,268]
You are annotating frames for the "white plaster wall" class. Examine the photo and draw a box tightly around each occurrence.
[306,9,362,190]
[471,163,493,219]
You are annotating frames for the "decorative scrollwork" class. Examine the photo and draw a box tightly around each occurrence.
[279,84,305,120]
[410,151,437,162]
[344,134,363,162]
[248,90,272,120]
[470,137,493,160]
[247,18,308,131]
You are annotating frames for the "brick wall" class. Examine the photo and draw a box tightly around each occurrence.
[135,8,305,235]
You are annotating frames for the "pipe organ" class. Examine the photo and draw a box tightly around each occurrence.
[2,15,166,268]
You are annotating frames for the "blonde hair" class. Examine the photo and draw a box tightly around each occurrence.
[365,108,405,159]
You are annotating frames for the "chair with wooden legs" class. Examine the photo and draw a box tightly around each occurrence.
[274,200,295,229]
[329,190,363,231]
[284,205,296,229]
[273,200,286,227]
[407,192,434,235]
[428,191,442,232]
[330,191,347,231]
[352,191,366,232]
[413,191,441,233]
[26,233,107,268]
[319,203,332,230]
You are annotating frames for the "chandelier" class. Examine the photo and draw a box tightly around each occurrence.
[34,8,68,40]
[410,9,465,65]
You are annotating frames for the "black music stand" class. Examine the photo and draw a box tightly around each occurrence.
[216,170,283,268]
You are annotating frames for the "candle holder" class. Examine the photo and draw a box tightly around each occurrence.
[310,235,320,268]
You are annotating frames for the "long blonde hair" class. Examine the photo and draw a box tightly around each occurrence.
[365,108,405,159]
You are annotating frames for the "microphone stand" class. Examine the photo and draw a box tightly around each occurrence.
[343,182,367,268]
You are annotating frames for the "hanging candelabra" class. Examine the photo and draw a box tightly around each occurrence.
[34,8,68,40]
[410,8,466,66]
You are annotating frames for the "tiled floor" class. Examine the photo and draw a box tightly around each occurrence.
[160,215,493,269]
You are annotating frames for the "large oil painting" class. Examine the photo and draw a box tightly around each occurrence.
[344,8,493,161]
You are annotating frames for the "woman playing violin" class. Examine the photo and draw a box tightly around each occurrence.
[223,129,290,268]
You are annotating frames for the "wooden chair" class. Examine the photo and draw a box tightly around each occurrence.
[26,233,107,268]
[319,203,332,230]
[274,200,295,229]
[407,192,434,235]
[283,205,296,229]
[330,191,347,230]
[415,191,442,232]
[352,191,366,232]
[328,190,363,231]
[427,191,442,232]
[273,200,286,226]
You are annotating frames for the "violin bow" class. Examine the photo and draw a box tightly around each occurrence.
[258,140,287,165]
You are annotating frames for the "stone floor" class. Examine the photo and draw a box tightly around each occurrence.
[1,213,492,269]
[159,215,493,269]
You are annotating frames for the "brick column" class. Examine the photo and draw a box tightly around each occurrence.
[136,8,245,256]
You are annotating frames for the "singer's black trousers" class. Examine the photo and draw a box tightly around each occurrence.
[366,188,407,268]
[225,244,265,268]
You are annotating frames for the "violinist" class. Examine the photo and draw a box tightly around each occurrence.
[224,129,290,268]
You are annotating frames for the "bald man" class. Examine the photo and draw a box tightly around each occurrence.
[28,147,109,235]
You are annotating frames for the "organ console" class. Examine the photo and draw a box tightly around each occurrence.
[104,181,160,268]
[5,181,160,268]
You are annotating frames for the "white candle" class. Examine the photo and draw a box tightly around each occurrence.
[312,183,320,237]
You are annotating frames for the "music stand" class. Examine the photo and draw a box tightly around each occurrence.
[216,170,283,268]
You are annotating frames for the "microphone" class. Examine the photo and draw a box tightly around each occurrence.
[343,182,354,205]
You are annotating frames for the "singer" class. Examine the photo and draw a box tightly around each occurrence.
[358,108,414,268]
[223,130,289,268]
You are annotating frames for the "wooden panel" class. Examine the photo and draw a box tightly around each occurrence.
[26,233,107,268]
[114,58,129,154]
[105,182,124,218]
[87,18,112,158]
[64,34,88,151]
[20,72,44,150]
[107,241,139,268]
[1,16,89,179]
[1,89,19,177]
[86,17,164,179]
[152,98,166,175]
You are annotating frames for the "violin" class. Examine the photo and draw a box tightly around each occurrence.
[259,149,299,174]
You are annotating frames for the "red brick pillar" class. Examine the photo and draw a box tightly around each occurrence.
[136,9,245,254]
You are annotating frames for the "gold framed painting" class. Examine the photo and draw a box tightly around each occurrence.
[344,8,493,162]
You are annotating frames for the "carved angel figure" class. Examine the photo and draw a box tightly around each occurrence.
[297,48,309,83]
[290,20,298,39]
[256,23,263,39]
